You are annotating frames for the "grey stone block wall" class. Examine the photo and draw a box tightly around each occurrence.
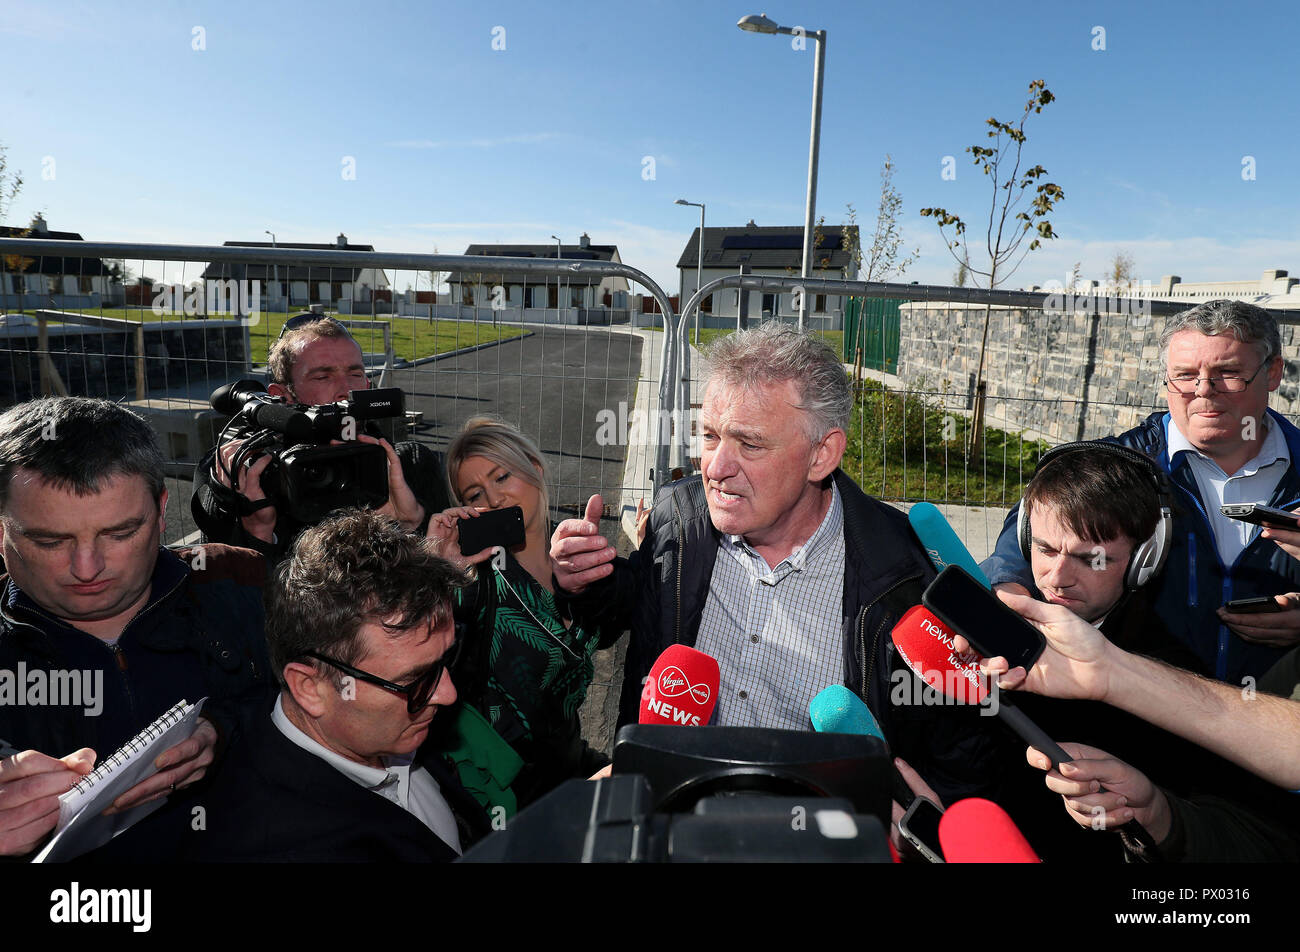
[897,302,1300,444]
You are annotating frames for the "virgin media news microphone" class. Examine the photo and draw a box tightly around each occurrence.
[907,502,991,588]
[938,798,1040,863]
[639,645,720,727]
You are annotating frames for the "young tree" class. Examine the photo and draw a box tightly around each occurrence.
[861,154,919,283]
[847,155,920,373]
[0,143,22,225]
[953,253,970,288]
[920,79,1064,457]
[1109,249,1135,293]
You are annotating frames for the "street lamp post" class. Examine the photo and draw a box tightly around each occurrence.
[674,199,705,346]
[264,230,278,306]
[738,12,826,333]
[550,235,563,316]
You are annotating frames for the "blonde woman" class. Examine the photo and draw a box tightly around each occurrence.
[427,417,620,813]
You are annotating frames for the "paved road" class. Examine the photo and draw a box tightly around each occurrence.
[391,325,644,525]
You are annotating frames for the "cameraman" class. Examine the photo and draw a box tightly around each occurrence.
[191,316,449,560]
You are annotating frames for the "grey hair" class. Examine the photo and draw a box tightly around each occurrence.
[703,322,851,442]
[0,397,165,510]
[445,416,550,522]
[1158,299,1281,367]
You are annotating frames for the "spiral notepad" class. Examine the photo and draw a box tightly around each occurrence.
[33,697,206,864]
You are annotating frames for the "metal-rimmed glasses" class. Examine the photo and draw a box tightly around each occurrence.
[1164,362,1268,395]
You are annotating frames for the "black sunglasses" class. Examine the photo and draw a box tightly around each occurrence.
[277,313,352,340]
[303,639,461,715]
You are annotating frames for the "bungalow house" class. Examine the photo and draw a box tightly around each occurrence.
[676,222,859,329]
[201,233,390,311]
[0,214,119,309]
[440,234,632,324]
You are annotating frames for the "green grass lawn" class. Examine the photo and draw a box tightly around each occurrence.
[844,378,1049,506]
[22,308,526,365]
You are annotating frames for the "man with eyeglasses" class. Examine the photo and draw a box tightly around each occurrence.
[103,509,491,861]
[984,299,1300,685]
[191,315,450,562]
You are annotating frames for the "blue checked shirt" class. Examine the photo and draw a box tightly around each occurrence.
[697,482,846,729]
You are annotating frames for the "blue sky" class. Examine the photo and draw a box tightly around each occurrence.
[3,0,1297,295]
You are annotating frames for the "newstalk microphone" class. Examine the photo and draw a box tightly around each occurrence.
[890,605,1161,855]
[639,645,720,727]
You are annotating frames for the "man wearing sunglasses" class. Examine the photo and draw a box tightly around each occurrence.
[983,299,1300,685]
[192,315,450,562]
[106,509,491,861]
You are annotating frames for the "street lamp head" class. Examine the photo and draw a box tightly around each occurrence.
[737,13,779,34]
[674,198,690,205]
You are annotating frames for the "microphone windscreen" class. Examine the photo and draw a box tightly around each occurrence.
[889,606,989,705]
[939,798,1041,863]
[809,685,884,742]
[908,503,991,588]
[639,645,720,727]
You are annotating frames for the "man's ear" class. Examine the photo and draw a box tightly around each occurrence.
[267,382,291,400]
[156,487,168,535]
[809,428,847,482]
[1267,355,1284,393]
[283,661,330,718]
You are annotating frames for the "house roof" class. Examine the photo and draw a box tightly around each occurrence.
[0,225,109,275]
[201,241,380,282]
[444,242,620,284]
[676,224,858,273]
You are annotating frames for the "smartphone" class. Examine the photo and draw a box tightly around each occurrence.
[922,565,1047,672]
[1223,596,1286,614]
[1220,503,1300,529]
[458,506,526,556]
[899,796,946,863]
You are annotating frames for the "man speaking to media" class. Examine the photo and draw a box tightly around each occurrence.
[551,322,1007,806]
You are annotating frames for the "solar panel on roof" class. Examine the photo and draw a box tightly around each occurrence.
[720,234,844,252]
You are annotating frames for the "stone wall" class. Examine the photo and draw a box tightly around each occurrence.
[897,301,1300,444]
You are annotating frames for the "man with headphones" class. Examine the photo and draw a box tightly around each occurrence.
[990,441,1300,861]
[1011,441,1197,663]
[984,300,1300,686]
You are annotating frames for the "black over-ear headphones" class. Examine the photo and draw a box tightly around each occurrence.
[1016,441,1173,591]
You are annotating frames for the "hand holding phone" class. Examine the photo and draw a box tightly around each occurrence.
[922,565,1047,673]
[457,505,526,557]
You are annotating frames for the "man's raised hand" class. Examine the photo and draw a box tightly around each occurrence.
[550,494,616,595]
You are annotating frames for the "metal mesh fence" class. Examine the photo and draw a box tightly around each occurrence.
[0,239,678,549]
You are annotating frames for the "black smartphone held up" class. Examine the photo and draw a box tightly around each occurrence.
[1223,595,1286,615]
[1220,503,1300,530]
[922,565,1047,672]
[899,796,945,864]
[458,506,526,556]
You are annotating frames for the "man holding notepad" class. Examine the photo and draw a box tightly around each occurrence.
[0,397,272,859]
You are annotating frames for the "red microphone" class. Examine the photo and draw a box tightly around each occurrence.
[639,645,720,727]
[889,605,990,704]
[939,798,1041,863]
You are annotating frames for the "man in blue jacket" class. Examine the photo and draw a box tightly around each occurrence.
[551,323,1008,806]
[982,299,1300,686]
